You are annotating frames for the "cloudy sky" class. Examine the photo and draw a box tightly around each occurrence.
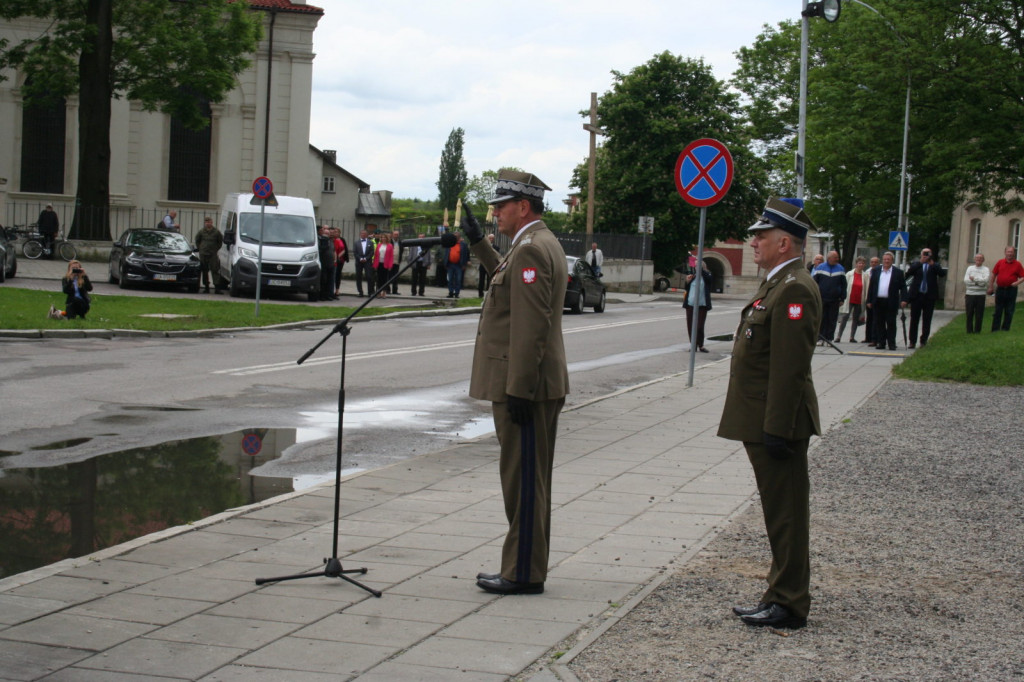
[309,1,796,208]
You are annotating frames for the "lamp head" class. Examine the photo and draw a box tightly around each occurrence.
[803,0,841,22]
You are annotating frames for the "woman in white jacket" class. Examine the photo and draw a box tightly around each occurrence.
[836,256,870,342]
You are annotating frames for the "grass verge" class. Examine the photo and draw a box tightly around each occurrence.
[0,287,481,331]
[892,308,1024,386]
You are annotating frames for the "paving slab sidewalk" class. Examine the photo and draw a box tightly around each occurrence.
[0,323,941,680]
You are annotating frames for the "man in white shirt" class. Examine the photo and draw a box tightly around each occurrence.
[963,253,990,333]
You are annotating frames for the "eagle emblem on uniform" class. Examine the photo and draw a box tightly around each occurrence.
[788,303,804,319]
[522,267,537,284]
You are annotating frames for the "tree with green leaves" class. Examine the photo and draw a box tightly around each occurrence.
[436,127,468,211]
[0,0,262,239]
[580,51,768,275]
[733,0,1024,262]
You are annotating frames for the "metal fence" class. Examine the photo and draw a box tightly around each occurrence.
[3,202,223,243]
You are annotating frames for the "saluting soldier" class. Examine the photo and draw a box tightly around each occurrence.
[718,197,822,629]
[461,170,568,595]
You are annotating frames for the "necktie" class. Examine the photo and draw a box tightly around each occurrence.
[920,264,928,293]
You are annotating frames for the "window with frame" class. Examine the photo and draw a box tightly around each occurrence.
[167,95,212,202]
[969,219,982,261]
[1010,219,1021,254]
[323,176,336,193]
[20,84,66,194]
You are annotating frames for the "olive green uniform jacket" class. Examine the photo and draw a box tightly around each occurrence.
[469,221,568,403]
[718,258,822,442]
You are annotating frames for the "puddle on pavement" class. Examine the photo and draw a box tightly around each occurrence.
[0,428,299,579]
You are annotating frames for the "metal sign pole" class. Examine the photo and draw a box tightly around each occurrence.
[687,208,707,387]
[255,201,265,316]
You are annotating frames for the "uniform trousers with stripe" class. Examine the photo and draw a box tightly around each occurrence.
[492,397,564,585]
[743,437,811,618]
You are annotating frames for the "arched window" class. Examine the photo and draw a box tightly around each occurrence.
[20,82,66,194]
[167,96,212,202]
[969,219,982,261]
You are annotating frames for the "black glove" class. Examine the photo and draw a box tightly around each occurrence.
[507,396,534,426]
[461,203,484,245]
[763,432,795,461]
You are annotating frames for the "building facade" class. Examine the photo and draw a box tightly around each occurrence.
[0,1,390,243]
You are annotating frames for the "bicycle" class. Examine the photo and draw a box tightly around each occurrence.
[23,228,78,261]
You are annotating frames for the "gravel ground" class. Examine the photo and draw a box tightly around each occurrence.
[567,379,1024,681]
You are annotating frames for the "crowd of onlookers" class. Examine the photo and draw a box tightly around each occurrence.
[808,245,1024,347]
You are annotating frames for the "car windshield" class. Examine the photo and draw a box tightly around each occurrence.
[127,231,191,251]
[239,213,316,246]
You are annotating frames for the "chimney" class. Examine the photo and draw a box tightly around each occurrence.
[323,149,337,163]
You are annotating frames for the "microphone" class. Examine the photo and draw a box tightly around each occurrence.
[400,233,458,249]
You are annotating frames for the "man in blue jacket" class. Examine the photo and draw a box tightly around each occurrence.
[812,250,846,343]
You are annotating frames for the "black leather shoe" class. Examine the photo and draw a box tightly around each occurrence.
[732,601,769,617]
[476,572,501,581]
[908,342,916,349]
[740,603,807,629]
[476,576,543,595]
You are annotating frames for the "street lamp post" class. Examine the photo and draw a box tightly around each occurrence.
[798,0,911,262]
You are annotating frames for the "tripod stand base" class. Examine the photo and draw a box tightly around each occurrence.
[255,557,382,597]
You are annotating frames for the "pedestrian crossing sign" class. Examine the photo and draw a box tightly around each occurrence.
[888,231,909,251]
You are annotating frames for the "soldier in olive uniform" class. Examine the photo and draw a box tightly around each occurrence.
[718,197,822,629]
[194,216,224,293]
[461,170,568,595]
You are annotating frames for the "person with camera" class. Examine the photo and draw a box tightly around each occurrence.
[61,260,93,320]
[905,247,945,348]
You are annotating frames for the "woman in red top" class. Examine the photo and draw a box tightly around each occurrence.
[372,233,394,298]
[836,256,869,342]
[333,229,348,297]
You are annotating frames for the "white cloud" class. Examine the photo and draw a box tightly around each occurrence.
[309,0,796,207]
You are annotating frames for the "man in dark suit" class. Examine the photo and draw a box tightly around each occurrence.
[905,247,944,348]
[718,197,822,630]
[866,251,908,350]
[461,170,568,596]
[352,229,375,297]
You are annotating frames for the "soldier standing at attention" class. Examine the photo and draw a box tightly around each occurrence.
[718,197,822,629]
[461,170,568,595]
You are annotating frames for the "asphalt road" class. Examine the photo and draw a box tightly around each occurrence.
[0,298,745,483]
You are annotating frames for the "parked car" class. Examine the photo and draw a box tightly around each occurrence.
[565,255,606,314]
[108,228,201,292]
[0,225,18,282]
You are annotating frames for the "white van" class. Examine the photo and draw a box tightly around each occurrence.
[217,193,320,301]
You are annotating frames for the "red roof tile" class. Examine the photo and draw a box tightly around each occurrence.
[248,0,324,15]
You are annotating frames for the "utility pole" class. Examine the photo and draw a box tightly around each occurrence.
[582,92,606,238]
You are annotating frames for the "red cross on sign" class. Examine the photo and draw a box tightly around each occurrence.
[674,138,733,207]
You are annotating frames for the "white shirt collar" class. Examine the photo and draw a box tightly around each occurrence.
[766,257,801,281]
[511,220,541,246]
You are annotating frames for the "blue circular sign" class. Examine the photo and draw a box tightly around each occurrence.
[674,139,734,207]
[241,433,262,456]
[252,176,273,199]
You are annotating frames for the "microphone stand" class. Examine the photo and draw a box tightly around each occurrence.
[254,247,434,597]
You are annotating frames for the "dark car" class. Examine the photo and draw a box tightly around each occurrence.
[565,255,606,314]
[109,229,201,292]
[0,225,17,283]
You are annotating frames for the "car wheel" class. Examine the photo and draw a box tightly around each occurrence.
[229,276,242,297]
[307,291,319,302]
[108,264,117,284]
[594,290,606,313]
[7,258,15,279]
[571,290,585,315]
[118,265,131,289]
[0,261,5,283]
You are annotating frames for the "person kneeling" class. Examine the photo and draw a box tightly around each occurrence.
[62,261,93,320]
